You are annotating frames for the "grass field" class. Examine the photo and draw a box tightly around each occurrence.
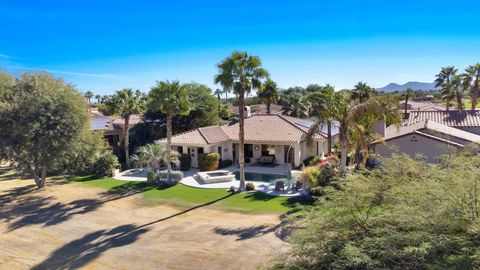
[71,175,305,213]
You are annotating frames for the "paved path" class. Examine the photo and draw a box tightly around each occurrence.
[0,175,288,269]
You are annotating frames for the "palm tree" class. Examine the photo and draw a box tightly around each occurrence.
[95,94,102,104]
[450,75,464,111]
[214,51,269,191]
[351,82,377,103]
[84,90,94,112]
[131,143,180,172]
[466,63,480,110]
[149,80,191,183]
[338,100,383,174]
[257,79,279,114]
[214,88,223,101]
[100,89,146,168]
[435,66,458,111]
[307,84,344,156]
[281,91,309,118]
[402,88,414,119]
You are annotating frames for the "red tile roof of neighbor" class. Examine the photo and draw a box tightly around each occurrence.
[405,110,480,127]
[157,114,327,146]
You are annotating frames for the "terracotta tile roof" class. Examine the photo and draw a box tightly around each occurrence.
[399,101,446,111]
[405,110,480,127]
[377,119,480,145]
[157,114,327,146]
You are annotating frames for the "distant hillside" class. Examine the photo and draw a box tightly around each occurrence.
[377,81,437,92]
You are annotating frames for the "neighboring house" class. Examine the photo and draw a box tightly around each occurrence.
[90,108,143,148]
[157,114,338,168]
[404,110,480,135]
[371,115,480,163]
[399,101,446,111]
[231,104,283,115]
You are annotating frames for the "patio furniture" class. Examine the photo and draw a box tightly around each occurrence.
[274,181,285,192]
[292,181,302,192]
[257,155,275,165]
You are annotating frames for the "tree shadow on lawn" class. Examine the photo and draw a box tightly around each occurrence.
[2,180,153,231]
[31,192,236,269]
[213,224,279,241]
[31,223,150,270]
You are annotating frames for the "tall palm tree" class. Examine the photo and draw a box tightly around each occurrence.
[257,79,279,114]
[338,100,383,174]
[351,82,377,103]
[149,80,191,183]
[95,94,102,104]
[450,75,464,111]
[214,51,269,191]
[281,91,309,118]
[466,63,480,110]
[214,88,223,101]
[307,84,344,156]
[402,88,414,119]
[84,90,94,112]
[435,66,458,111]
[100,89,146,167]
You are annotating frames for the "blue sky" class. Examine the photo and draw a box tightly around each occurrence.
[1,0,480,95]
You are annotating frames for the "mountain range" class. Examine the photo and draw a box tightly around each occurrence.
[377,81,437,92]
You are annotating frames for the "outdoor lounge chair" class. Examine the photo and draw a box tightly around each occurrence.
[274,181,285,192]
[257,155,275,165]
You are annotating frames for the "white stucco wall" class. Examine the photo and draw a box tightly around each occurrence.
[373,134,459,163]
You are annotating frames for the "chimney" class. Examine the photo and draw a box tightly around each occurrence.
[244,106,251,118]
[374,117,386,137]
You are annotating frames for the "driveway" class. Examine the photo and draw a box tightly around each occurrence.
[0,175,287,269]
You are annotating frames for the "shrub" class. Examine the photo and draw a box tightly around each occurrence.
[180,153,192,171]
[94,151,120,176]
[198,153,220,171]
[303,155,323,167]
[219,159,233,168]
[146,171,157,183]
[246,182,255,191]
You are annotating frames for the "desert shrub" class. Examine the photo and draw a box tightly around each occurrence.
[219,159,233,168]
[268,153,480,269]
[157,170,183,184]
[180,153,192,171]
[146,171,157,183]
[246,182,255,191]
[94,151,120,176]
[198,153,220,171]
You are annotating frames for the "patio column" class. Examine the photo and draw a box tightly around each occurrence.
[294,142,301,167]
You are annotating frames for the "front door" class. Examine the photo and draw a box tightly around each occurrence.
[197,147,204,167]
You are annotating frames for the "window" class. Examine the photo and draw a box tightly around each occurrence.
[262,145,275,156]
[177,146,183,154]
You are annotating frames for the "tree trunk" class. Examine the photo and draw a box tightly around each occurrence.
[472,78,479,111]
[124,115,130,168]
[404,96,409,119]
[327,120,332,156]
[238,90,246,191]
[339,130,348,175]
[33,166,47,189]
[456,90,463,111]
[446,100,450,112]
[267,101,271,114]
[166,110,173,184]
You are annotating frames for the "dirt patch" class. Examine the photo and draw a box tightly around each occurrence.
[0,177,287,269]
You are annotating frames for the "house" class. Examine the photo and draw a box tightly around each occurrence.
[90,108,143,148]
[404,110,480,135]
[371,112,480,163]
[157,114,337,168]
[399,101,446,111]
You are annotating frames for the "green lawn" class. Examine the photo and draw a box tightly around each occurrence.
[71,175,305,213]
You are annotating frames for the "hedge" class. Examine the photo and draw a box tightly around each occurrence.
[198,153,220,171]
